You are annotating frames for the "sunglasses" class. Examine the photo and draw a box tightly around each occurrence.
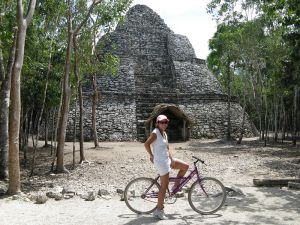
[158,121,169,124]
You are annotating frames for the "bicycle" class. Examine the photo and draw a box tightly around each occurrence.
[124,156,226,215]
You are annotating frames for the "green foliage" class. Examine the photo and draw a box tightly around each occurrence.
[73,0,132,82]
[0,1,17,65]
[207,0,299,130]
[0,0,132,116]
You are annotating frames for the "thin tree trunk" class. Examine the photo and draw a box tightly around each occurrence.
[264,95,268,147]
[78,84,85,161]
[0,35,15,180]
[72,95,77,169]
[55,0,102,172]
[8,0,37,195]
[30,60,50,176]
[274,95,279,142]
[292,86,298,145]
[92,74,99,148]
[50,108,56,156]
[280,96,285,143]
[22,110,29,167]
[51,81,63,172]
[226,59,231,140]
[0,48,9,179]
[73,37,85,162]
[44,111,49,147]
[56,0,73,173]
[237,88,246,145]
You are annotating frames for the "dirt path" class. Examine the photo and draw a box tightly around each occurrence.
[0,138,300,224]
[1,186,300,225]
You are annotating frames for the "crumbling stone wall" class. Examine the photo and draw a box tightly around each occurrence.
[64,4,257,141]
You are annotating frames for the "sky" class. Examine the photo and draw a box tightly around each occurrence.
[130,0,217,59]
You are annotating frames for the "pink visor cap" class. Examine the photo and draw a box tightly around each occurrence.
[156,115,169,122]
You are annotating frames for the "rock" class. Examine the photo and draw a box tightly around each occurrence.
[116,188,124,194]
[98,189,110,196]
[12,195,21,200]
[36,195,48,204]
[288,182,300,189]
[62,186,76,195]
[11,192,27,200]
[46,191,59,199]
[85,191,95,201]
[63,194,74,199]
[53,186,63,193]
[101,195,112,200]
[0,188,6,196]
[225,186,245,197]
[119,193,125,201]
[54,194,63,201]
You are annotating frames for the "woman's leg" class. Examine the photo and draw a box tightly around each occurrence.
[157,173,169,210]
[171,159,189,188]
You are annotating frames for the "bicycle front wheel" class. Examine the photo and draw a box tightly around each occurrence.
[188,177,226,214]
[124,177,160,214]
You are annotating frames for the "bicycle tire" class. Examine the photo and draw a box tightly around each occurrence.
[188,177,226,214]
[124,177,160,214]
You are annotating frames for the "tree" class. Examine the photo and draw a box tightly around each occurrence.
[0,1,17,180]
[55,0,104,173]
[207,0,299,144]
[208,23,240,140]
[8,0,36,195]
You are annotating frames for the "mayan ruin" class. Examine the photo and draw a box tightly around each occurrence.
[66,4,257,142]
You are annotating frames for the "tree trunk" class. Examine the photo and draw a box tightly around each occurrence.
[281,97,286,143]
[8,24,25,195]
[72,95,77,169]
[237,88,246,145]
[8,0,37,195]
[30,45,52,176]
[55,0,102,171]
[44,111,49,147]
[22,110,29,167]
[78,84,85,161]
[263,91,269,147]
[55,0,73,173]
[226,59,231,140]
[292,85,298,145]
[0,48,9,180]
[92,74,99,148]
[30,61,49,175]
[50,108,56,156]
[274,95,279,142]
[0,35,16,180]
[51,82,63,172]
[73,37,85,162]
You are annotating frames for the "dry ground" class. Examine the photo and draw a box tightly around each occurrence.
[0,137,300,224]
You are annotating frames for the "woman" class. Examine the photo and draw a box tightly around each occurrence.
[144,114,189,220]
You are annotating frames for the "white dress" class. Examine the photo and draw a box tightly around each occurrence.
[151,128,171,176]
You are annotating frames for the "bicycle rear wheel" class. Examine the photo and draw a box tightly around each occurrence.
[188,177,226,214]
[124,177,160,214]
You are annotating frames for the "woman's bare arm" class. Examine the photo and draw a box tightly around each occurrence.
[144,133,157,163]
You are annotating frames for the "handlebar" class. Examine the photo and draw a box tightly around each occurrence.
[192,156,206,165]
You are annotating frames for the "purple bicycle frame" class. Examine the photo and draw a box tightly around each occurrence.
[143,164,207,199]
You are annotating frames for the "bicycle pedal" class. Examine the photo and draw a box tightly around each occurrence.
[165,196,177,204]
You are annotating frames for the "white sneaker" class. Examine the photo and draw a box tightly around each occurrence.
[153,208,167,220]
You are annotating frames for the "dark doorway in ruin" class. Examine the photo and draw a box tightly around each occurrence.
[145,104,192,142]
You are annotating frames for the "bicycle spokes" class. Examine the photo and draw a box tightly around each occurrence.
[124,177,160,214]
[188,177,226,214]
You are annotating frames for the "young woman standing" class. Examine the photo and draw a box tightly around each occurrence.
[144,114,189,220]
